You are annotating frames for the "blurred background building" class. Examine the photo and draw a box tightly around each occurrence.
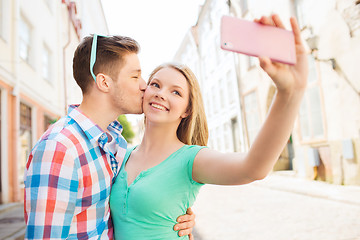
[0,0,359,205]
[174,0,360,185]
[0,0,108,203]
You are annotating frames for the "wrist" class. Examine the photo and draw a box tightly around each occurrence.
[276,87,306,103]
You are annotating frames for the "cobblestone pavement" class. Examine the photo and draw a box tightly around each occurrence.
[191,174,360,240]
[0,203,25,240]
[2,173,360,239]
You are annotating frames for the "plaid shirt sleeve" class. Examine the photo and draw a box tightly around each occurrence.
[24,139,79,239]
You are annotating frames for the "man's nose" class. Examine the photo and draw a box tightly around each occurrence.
[139,77,146,91]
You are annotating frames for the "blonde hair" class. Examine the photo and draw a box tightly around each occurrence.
[148,63,208,146]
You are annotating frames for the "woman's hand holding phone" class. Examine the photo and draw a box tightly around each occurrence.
[255,14,308,96]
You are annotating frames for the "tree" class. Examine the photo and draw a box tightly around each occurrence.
[117,115,135,143]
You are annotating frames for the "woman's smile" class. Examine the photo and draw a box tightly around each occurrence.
[150,102,169,111]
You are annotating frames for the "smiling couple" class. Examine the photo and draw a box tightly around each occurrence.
[24,14,308,240]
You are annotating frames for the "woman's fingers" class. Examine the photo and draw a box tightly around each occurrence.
[174,218,195,231]
[186,207,194,215]
[256,14,287,30]
[189,233,194,240]
[259,56,278,78]
[272,14,286,29]
[178,229,193,237]
[174,221,194,237]
[290,17,303,46]
[259,15,275,26]
[174,208,196,237]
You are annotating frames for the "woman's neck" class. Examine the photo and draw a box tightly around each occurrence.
[138,121,184,155]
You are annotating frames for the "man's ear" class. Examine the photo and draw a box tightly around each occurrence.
[95,73,110,93]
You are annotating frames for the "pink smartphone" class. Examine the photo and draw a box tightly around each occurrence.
[220,15,296,65]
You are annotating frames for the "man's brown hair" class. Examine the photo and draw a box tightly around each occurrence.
[73,35,140,94]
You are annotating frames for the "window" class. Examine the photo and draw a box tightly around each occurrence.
[244,91,261,146]
[247,56,257,69]
[227,71,236,105]
[217,126,224,151]
[0,91,2,196]
[340,0,360,37]
[298,56,325,141]
[240,0,249,16]
[224,123,231,151]
[213,85,220,114]
[42,44,51,81]
[214,36,222,65]
[231,117,241,152]
[299,88,324,139]
[45,0,52,12]
[206,97,211,117]
[19,16,31,63]
[219,83,225,108]
[0,0,3,38]
[295,0,309,29]
[215,126,221,150]
[20,102,32,185]
[44,115,55,131]
[209,131,214,149]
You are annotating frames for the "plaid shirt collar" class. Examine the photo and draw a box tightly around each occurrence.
[67,104,127,179]
[67,104,124,144]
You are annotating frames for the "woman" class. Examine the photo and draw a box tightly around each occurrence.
[110,15,308,239]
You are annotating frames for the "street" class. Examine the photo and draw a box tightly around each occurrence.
[1,173,360,239]
[192,174,360,240]
[0,203,25,240]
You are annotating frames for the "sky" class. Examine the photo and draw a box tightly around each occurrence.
[100,0,205,79]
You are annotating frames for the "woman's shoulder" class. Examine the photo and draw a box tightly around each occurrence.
[185,144,208,150]
[180,144,207,157]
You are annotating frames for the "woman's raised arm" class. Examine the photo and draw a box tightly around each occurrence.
[193,15,308,185]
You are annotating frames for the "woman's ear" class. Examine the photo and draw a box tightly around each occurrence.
[95,74,111,93]
[181,109,190,119]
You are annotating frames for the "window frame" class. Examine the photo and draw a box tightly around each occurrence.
[243,89,261,147]
[19,102,32,186]
[0,0,3,39]
[297,55,327,144]
[42,43,52,83]
[19,15,32,64]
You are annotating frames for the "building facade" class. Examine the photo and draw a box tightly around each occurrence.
[0,0,108,203]
[291,0,360,185]
[174,0,360,185]
[174,0,246,154]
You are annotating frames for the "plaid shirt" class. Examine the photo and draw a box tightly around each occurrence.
[24,105,127,239]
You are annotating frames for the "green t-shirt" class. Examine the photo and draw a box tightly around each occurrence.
[110,145,205,239]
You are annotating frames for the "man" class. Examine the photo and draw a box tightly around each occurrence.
[24,35,195,239]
